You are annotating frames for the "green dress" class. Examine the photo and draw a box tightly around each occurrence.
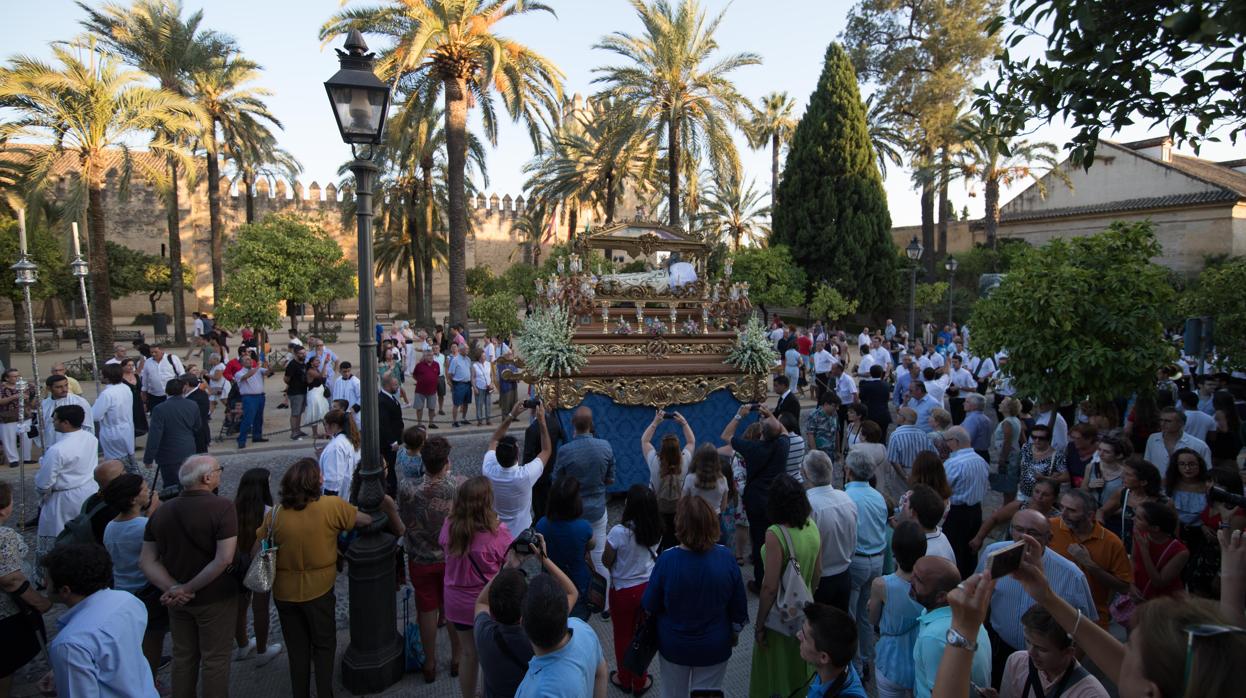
[749,519,821,698]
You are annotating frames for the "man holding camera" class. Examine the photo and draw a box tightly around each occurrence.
[484,403,552,536]
[474,531,582,698]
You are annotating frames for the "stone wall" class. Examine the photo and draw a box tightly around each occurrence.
[17,160,562,323]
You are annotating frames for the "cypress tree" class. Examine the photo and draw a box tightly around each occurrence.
[771,42,897,314]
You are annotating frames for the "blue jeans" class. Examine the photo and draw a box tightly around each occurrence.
[238,394,265,446]
[849,552,884,669]
[474,387,491,422]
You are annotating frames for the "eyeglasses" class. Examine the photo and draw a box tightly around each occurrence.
[1182,624,1246,696]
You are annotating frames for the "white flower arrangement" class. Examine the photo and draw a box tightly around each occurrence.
[725,316,779,377]
[515,304,587,378]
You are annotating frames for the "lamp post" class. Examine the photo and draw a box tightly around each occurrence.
[944,255,958,327]
[11,211,43,523]
[324,30,403,694]
[904,236,923,350]
[70,222,100,390]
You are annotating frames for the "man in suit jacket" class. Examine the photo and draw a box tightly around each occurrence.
[143,377,205,489]
[378,375,405,495]
[181,373,211,454]
[773,374,801,433]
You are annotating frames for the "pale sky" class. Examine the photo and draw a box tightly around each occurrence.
[4,0,1242,227]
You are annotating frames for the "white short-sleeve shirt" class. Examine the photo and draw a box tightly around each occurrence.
[482,450,544,535]
[605,524,658,590]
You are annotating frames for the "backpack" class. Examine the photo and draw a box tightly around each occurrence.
[656,472,682,514]
[54,499,110,549]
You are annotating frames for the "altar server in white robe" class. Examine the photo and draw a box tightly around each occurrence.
[35,404,100,546]
[40,374,93,448]
[92,363,137,473]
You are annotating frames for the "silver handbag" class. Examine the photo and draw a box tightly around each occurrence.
[243,505,280,593]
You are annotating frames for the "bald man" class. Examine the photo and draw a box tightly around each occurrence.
[976,509,1097,686]
[552,405,615,607]
[910,556,991,698]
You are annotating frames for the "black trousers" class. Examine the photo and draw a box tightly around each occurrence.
[275,591,337,698]
[943,502,983,581]
[814,373,831,402]
[743,486,770,587]
[950,396,966,425]
[813,568,852,613]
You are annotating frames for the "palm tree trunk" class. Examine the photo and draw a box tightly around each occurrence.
[243,172,256,224]
[567,205,578,244]
[444,77,469,328]
[770,132,780,206]
[407,183,423,319]
[421,162,435,326]
[604,166,616,224]
[985,176,1000,251]
[920,180,935,277]
[88,180,114,358]
[207,127,225,309]
[667,114,681,227]
[937,148,950,256]
[165,157,187,343]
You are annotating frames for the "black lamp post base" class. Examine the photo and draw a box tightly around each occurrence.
[340,636,404,694]
[340,527,405,694]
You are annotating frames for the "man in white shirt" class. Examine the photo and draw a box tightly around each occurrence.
[329,362,362,409]
[1033,402,1070,452]
[35,405,100,549]
[868,337,893,376]
[104,344,128,366]
[139,343,184,412]
[235,353,269,449]
[192,312,205,338]
[1145,407,1212,476]
[93,363,137,473]
[1178,391,1216,442]
[802,450,857,612]
[41,374,94,448]
[923,366,952,406]
[857,350,876,378]
[946,355,977,423]
[857,329,871,352]
[812,341,838,402]
[903,484,957,564]
[482,404,552,535]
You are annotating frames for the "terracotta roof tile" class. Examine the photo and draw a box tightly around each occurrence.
[1000,190,1239,223]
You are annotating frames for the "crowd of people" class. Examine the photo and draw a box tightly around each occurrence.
[3,313,1246,697]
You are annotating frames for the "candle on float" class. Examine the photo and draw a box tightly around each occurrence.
[71,222,81,256]
[18,209,27,255]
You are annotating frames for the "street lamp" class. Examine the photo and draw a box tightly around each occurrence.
[324,30,403,694]
[69,223,100,390]
[905,236,923,351]
[11,210,44,525]
[945,254,959,326]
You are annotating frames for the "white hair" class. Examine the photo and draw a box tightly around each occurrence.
[802,450,834,487]
[845,449,875,482]
[965,393,986,410]
[179,455,219,488]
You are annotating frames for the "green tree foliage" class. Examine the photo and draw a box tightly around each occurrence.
[220,213,356,330]
[730,245,806,316]
[980,0,1246,168]
[0,218,71,337]
[1182,259,1246,371]
[770,43,897,314]
[215,267,281,331]
[809,286,860,324]
[469,292,522,338]
[500,264,541,312]
[914,281,948,318]
[970,221,1175,404]
[466,266,500,297]
[104,242,193,324]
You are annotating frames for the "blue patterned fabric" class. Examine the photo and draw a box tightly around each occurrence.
[555,389,756,493]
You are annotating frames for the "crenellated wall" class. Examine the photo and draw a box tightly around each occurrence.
[13,148,567,324]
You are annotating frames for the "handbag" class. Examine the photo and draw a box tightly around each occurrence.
[586,567,608,614]
[243,505,280,593]
[402,586,426,671]
[622,610,659,676]
[764,525,814,638]
[1110,537,1178,628]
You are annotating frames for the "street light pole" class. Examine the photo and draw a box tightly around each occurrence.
[945,255,958,327]
[70,222,100,390]
[325,30,403,694]
[905,236,923,350]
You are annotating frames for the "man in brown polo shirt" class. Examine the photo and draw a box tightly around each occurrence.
[140,455,239,698]
[1047,487,1131,627]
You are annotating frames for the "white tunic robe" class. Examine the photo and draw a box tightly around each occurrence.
[34,429,100,537]
[41,394,95,448]
[92,383,135,459]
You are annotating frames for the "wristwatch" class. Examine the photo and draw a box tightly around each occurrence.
[945,627,978,652]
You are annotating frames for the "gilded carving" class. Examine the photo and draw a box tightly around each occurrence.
[582,342,727,358]
[531,375,767,408]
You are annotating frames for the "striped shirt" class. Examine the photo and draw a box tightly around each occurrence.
[887,424,934,472]
[976,541,1098,649]
[785,434,806,482]
[944,448,990,506]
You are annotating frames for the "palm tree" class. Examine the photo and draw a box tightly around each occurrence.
[79,0,231,342]
[955,117,1068,250]
[509,200,555,268]
[190,52,281,306]
[595,0,760,230]
[864,93,906,178]
[744,91,795,206]
[0,41,196,358]
[698,170,770,251]
[225,115,301,224]
[322,0,564,328]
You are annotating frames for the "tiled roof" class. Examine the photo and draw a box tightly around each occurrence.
[1000,189,1240,223]
[0,143,166,179]
[1167,154,1246,197]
